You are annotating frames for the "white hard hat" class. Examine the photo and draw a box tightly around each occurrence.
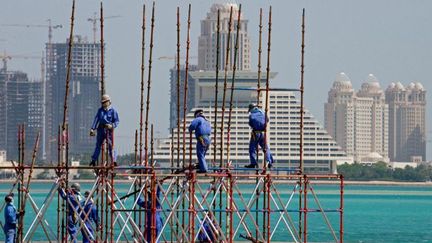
[101,94,111,103]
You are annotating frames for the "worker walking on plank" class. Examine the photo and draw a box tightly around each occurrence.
[188,109,212,173]
[89,94,120,166]
[3,193,23,243]
[79,191,99,243]
[58,182,82,243]
[245,103,274,169]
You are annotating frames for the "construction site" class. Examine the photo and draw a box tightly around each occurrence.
[0,1,345,243]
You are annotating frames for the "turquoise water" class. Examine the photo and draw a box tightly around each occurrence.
[1,181,431,242]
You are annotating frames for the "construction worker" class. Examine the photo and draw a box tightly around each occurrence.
[197,218,216,243]
[245,104,274,169]
[188,109,211,173]
[79,191,99,243]
[137,186,163,243]
[89,94,120,166]
[58,182,82,243]
[3,193,23,243]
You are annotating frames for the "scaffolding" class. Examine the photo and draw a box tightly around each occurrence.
[0,1,344,242]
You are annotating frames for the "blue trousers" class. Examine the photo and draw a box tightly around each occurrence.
[145,213,162,243]
[67,215,77,243]
[4,228,15,243]
[196,136,210,172]
[91,128,116,162]
[249,132,273,166]
[81,223,95,243]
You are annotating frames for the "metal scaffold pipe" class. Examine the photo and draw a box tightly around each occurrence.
[100,1,105,97]
[62,0,75,132]
[139,4,146,166]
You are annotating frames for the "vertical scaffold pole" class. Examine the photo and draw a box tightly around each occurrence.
[213,9,220,167]
[300,8,305,174]
[175,7,181,238]
[303,176,308,243]
[340,175,344,243]
[219,6,233,227]
[100,1,105,97]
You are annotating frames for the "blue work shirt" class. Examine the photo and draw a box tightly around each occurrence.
[91,106,120,130]
[80,200,99,226]
[3,202,17,231]
[188,115,211,139]
[58,189,82,218]
[249,108,267,131]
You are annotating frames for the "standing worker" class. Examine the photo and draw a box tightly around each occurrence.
[188,109,211,173]
[89,94,120,166]
[245,104,274,169]
[137,186,163,242]
[58,182,82,243]
[79,191,99,243]
[3,193,23,243]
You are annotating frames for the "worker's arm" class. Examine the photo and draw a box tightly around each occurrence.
[112,109,119,129]
[136,196,145,208]
[91,205,100,226]
[188,118,199,133]
[91,109,101,130]
[5,206,17,224]
[57,187,67,200]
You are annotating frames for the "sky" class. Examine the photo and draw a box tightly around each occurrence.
[1,0,431,159]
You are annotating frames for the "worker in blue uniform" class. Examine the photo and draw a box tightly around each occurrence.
[245,104,274,169]
[80,191,99,243]
[58,182,82,243]
[197,218,216,243]
[188,109,211,173]
[89,94,120,166]
[137,186,163,243]
[3,193,23,243]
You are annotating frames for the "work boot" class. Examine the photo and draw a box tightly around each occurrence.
[90,160,97,166]
[193,163,200,170]
[244,164,258,169]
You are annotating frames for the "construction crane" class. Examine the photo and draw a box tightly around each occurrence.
[0,19,62,45]
[87,12,122,43]
[0,51,42,72]
[158,55,198,61]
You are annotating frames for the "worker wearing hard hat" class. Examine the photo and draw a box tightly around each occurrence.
[58,182,83,243]
[188,109,212,173]
[245,103,274,169]
[89,94,120,166]
[80,191,99,243]
[137,186,163,243]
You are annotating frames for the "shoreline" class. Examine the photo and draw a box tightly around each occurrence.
[0,179,431,186]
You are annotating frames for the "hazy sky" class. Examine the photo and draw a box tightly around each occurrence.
[1,0,431,159]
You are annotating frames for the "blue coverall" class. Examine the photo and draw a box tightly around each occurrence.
[197,219,215,243]
[58,189,82,243]
[249,108,273,166]
[79,200,99,243]
[188,114,212,172]
[91,106,120,162]
[3,202,18,243]
[137,188,163,243]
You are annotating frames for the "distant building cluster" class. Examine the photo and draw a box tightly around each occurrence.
[325,72,426,164]
[0,36,101,162]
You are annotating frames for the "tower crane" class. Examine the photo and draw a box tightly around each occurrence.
[87,13,122,43]
[0,51,43,72]
[0,19,62,45]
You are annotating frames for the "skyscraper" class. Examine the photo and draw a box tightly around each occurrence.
[0,70,44,161]
[385,82,426,162]
[198,3,251,71]
[325,73,389,162]
[45,36,101,160]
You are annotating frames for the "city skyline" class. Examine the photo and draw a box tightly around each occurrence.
[0,0,431,158]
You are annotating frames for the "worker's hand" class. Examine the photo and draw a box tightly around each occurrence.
[19,210,25,216]
[89,129,96,136]
[106,124,113,130]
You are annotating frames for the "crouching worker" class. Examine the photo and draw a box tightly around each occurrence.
[137,186,163,242]
[245,103,274,169]
[58,182,82,243]
[188,109,211,173]
[89,94,119,166]
[80,191,99,243]
[3,193,24,243]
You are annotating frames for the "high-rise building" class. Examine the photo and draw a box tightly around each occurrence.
[45,36,101,160]
[198,3,251,71]
[385,82,426,162]
[0,70,44,161]
[325,73,388,162]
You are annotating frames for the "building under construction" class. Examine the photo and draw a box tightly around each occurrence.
[0,2,346,243]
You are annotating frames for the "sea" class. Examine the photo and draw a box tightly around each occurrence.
[0,181,431,243]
